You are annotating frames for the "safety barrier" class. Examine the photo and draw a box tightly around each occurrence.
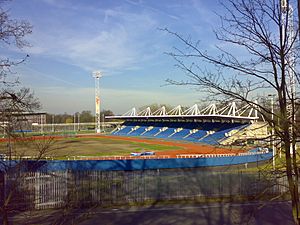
[0,152,273,172]
[1,151,270,162]
[1,169,288,210]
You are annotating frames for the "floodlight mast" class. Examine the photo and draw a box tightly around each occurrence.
[92,71,102,133]
[281,0,296,154]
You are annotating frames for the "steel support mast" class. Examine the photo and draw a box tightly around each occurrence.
[281,0,296,154]
[92,71,102,133]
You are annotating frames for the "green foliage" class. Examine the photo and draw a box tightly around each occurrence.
[46,109,114,124]
[80,110,94,122]
[65,118,73,123]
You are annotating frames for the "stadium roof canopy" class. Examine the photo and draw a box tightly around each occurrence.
[106,102,262,123]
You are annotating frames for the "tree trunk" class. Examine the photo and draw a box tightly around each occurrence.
[1,209,9,225]
[298,0,300,40]
[284,135,300,225]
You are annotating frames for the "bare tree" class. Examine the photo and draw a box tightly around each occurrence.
[164,0,300,223]
[0,87,53,225]
[0,137,55,225]
[0,2,53,225]
[0,1,32,85]
[297,0,300,40]
[0,0,38,159]
[0,71,49,225]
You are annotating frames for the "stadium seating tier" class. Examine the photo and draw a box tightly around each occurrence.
[112,121,247,145]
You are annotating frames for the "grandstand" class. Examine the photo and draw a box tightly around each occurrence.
[107,102,268,145]
[0,112,46,134]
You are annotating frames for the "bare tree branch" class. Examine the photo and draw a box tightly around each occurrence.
[164,0,300,223]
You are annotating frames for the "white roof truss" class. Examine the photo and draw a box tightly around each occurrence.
[183,104,200,115]
[138,107,152,116]
[219,104,230,115]
[200,104,217,115]
[113,102,260,120]
[122,107,137,116]
[153,106,167,116]
[227,102,237,116]
[168,105,182,116]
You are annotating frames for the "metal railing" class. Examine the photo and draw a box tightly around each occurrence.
[1,168,288,210]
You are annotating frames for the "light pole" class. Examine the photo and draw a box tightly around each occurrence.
[268,94,275,169]
[52,115,54,132]
[77,113,80,131]
[40,114,43,134]
[92,71,102,133]
[73,113,76,132]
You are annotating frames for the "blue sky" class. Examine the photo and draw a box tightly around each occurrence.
[3,0,222,115]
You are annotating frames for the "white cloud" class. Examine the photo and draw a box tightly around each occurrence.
[66,29,137,71]
[26,5,159,73]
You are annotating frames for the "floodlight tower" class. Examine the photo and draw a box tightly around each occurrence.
[92,71,102,133]
[281,0,296,153]
[281,0,296,101]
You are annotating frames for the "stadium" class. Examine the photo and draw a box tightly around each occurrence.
[0,101,273,171]
[67,101,273,170]
[108,102,267,146]
[1,0,298,223]
[0,77,276,213]
[0,100,276,211]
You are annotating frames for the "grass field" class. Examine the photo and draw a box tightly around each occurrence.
[0,136,183,159]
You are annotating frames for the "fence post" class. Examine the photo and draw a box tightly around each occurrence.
[0,171,4,207]
[157,169,160,200]
[239,171,242,196]
[219,173,222,195]
[35,172,40,209]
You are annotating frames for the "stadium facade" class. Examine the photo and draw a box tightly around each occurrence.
[107,102,268,146]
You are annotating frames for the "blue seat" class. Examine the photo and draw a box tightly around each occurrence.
[128,126,148,136]
[169,129,191,140]
[142,126,162,137]
[155,128,175,138]
[110,120,248,145]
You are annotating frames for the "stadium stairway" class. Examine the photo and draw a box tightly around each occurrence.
[111,126,120,135]
[111,125,125,135]
[127,126,140,134]
[184,129,207,142]
[128,126,153,136]
[169,128,191,140]
[114,125,136,135]
[155,127,175,138]
[142,126,162,137]
[140,126,153,135]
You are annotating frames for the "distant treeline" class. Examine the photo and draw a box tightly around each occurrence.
[46,110,114,124]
